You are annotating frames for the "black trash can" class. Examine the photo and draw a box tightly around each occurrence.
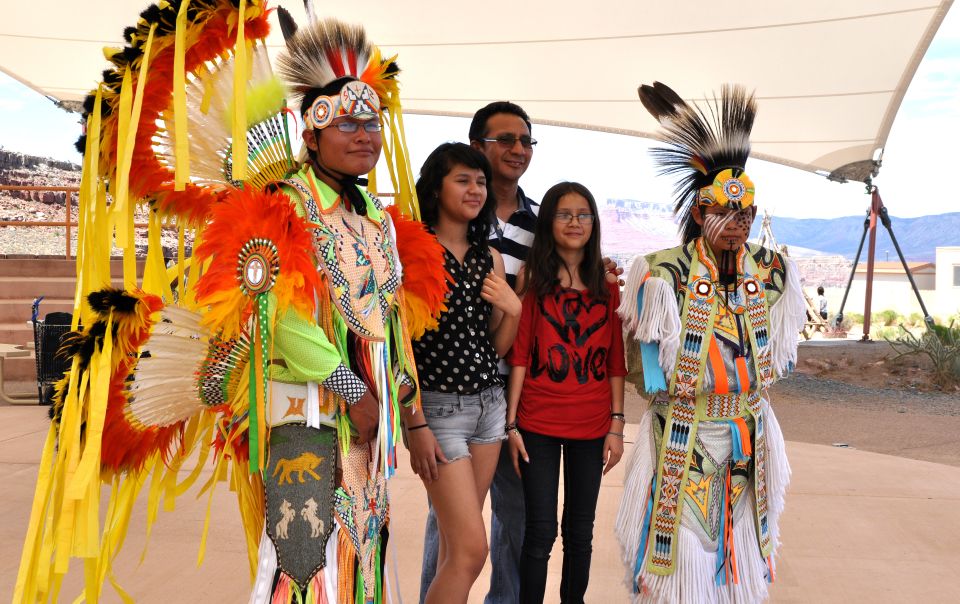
[32,310,73,406]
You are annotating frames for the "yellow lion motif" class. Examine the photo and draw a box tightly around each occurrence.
[272,452,324,485]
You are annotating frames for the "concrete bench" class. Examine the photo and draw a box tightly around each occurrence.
[0,343,38,404]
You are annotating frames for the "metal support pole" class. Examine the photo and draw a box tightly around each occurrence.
[835,212,871,327]
[875,189,935,328]
[860,188,881,341]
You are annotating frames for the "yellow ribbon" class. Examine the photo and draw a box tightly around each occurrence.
[231,0,248,181]
[173,0,192,190]
[114,23,157,242]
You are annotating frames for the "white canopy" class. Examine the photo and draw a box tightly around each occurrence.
[2,0,953,181]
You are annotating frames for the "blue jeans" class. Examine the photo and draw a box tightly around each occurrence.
[419,437,525,604]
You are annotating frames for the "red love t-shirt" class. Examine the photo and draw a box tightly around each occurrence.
[507,283,627,439]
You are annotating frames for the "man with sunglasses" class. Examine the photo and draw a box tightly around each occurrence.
[471,102,541,290]
[471,102,540,604]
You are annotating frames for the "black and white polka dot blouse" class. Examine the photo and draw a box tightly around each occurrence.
[412,244,502,394]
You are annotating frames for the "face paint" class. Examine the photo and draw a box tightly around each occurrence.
[702,207,754,252]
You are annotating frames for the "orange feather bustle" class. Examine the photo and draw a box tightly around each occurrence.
[51,288,177,475]
[385,205,452,339]
[103,371,185,474]
[193,186,321,338]
[101,291,177,474]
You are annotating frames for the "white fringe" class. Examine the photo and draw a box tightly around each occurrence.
[761,400,790,550]
[631,495,771,604]
[768,256,805,379]
[640,278,682,378]
[618,255,650,333]
[323,524,340,603]
[617,255,682,380]
[249,530,278,604]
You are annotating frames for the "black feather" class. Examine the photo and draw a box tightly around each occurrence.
[87,288,140,316]
[277,7,298,42]
[140,5,162,24]
[123,26,138,43]
[82,94,96,114]
[638,84,681,122]
[153,2,179,34]
[122,46,143,63]
[60,328,97,373]
[652,82,685,109]
[74,135,87,155]
[57,330,86,360]
[102,70,121,85]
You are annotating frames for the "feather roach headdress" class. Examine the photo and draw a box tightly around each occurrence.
[639,82,758,244]
[275,11,400,129]
[274,8,420,219]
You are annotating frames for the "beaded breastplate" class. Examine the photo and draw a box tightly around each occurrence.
[284,178,400,341]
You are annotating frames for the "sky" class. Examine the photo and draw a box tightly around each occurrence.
[1,7,958,220]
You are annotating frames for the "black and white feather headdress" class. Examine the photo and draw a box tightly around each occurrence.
[639,82,757,244]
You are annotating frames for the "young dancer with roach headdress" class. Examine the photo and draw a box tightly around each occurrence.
[616,82,806,602]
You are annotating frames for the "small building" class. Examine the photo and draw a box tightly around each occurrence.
[819,248,958,321]
[853,260,936,290]
[934,247,960,318]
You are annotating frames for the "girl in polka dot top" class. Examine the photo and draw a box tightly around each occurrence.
[407,143,522,603]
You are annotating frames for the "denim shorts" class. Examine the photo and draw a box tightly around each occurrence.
[421,385,507,462]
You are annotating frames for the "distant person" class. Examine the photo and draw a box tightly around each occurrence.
[505,182,626,603]
[817,285,828,320]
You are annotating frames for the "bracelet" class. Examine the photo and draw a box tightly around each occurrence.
[505,421,517,432]
[406,423,429,432]
[607,431,624,438]
[610,413,625,421]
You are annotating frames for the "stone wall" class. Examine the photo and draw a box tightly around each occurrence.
[0,149,81,204]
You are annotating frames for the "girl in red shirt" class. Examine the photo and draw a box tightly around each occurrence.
[506,181,627,603]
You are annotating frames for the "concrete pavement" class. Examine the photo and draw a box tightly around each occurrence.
[2,405,958,602]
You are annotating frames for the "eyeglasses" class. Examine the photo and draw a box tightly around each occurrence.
[331,120,382,133]
[554,211,595,224]
[479,134,537,148]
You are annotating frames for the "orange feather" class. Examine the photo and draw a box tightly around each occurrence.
[385,205,452,339]
[193,187,321,338]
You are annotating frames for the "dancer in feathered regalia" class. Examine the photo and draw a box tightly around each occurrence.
[615,82,806,602]
[14,2,446,603]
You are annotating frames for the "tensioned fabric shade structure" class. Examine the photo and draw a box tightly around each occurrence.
[1,0,953,182]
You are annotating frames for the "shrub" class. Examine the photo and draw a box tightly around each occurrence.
[886,321,960,388]
[906,312,924,328]
[874,309,901,327]
[845,312,864,325]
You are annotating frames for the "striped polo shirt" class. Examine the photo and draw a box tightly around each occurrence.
[489,187,539,289]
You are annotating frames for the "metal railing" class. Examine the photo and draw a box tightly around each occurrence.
[0,185,80,259]
[0,184,185,259]
[0,184,398,259]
